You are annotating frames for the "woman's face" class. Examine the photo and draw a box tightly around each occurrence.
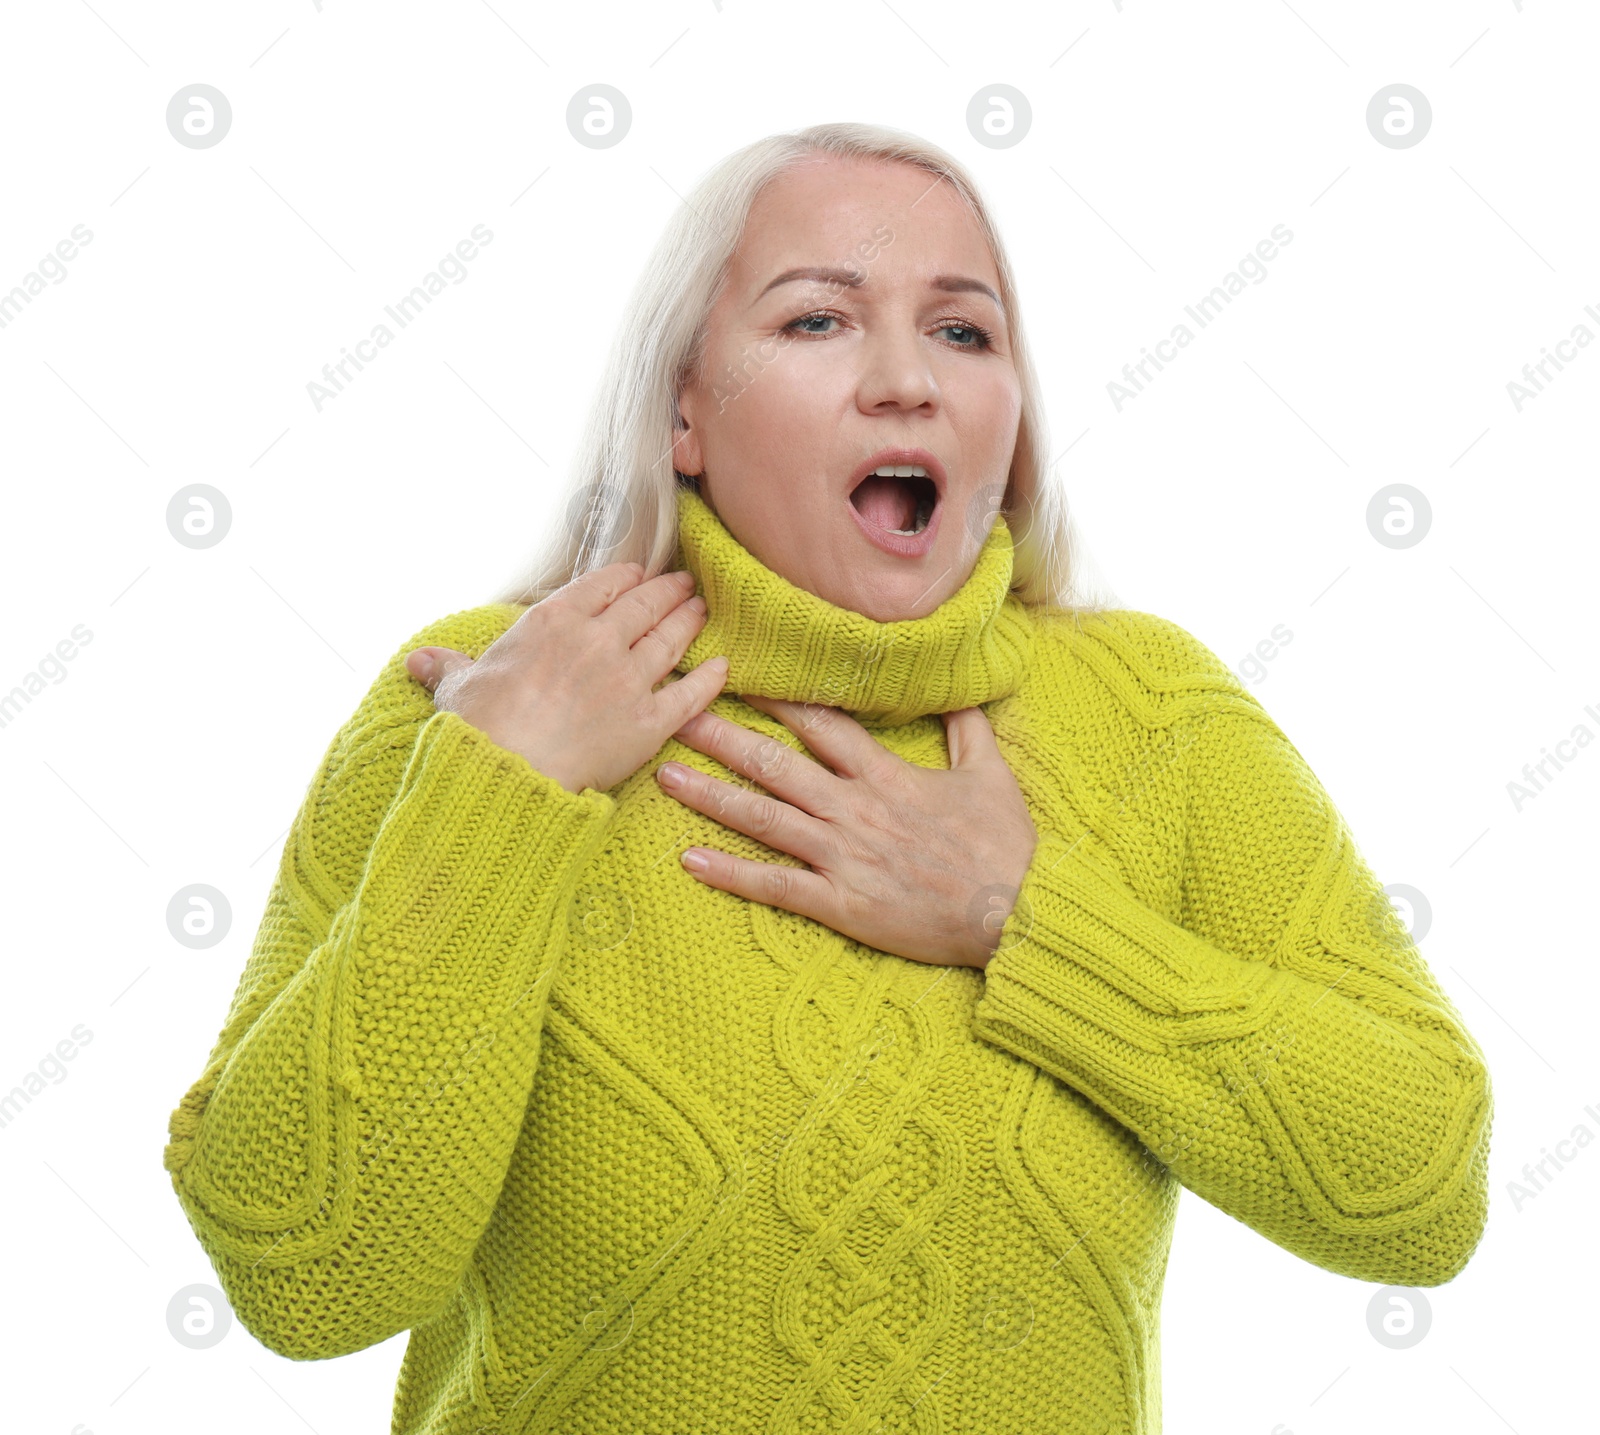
[674,155,1021,622]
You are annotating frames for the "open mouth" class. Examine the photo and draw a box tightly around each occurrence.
[849,465,939,536]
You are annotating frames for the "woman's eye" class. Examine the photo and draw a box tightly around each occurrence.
[783,314,993,348]
[787,313,839,335]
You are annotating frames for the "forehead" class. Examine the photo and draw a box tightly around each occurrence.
[732,156,998,289]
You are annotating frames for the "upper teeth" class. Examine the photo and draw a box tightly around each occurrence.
[858,463,937,536]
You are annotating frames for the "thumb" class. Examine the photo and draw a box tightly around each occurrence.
[942,705,1001,769]
[405,646,473,693]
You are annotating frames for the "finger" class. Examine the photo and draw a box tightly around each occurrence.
[678,844,834,922]
[629,587,709,679]
[942,706,1002,769]
[549,561,650,619]
[657,759,832,865]
[651,656,730,732]
[672,707,838,816]
[404,646,472,693]
[740,694,898,785]
[603,568,702,645]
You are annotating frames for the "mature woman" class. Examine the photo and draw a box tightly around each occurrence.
[163,123,1491,1434]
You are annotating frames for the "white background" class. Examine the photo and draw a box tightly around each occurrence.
[1,2,1594,1432]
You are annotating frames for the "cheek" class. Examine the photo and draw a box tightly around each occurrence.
[696,339,842,552]
[712,369,851,575]
[722,339,850,445]
[764,338,858,407]
[949,371,1022,452]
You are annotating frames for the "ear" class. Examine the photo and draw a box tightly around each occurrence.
[673,391,704,478]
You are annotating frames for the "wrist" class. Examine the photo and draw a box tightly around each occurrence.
[507,745,586,796]
[542,765,588,796]
[969,859,1037,973]
[965,887,1016,970]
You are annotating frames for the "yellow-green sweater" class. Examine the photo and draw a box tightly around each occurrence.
[163,486,1491,1434]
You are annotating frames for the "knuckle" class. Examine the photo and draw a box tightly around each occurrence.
[867,754,910,793]
[744,794,780,837]
[628,684,660,725]
[796,700,834,731]
[856,794,903,839]
[749,741,787,785]
[759,864,793,904]
[682,712,718,751]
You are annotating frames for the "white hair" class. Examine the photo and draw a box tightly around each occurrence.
[487,120,1107,614]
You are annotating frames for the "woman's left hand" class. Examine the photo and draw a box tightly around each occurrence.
[655,694,1038,970]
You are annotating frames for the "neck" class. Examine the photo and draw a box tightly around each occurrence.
[672,486,1035,727]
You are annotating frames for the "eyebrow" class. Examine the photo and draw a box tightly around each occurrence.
[756,265,1005,314]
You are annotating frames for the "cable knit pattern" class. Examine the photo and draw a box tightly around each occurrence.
[163,488,1491,1435]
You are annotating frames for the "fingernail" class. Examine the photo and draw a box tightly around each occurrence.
[687,595,707,614]
[681,849,709,872]
[657,762,686,788]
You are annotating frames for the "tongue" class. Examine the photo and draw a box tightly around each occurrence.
[852,473,917,531]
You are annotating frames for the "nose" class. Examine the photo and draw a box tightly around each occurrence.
[854,321,940,416]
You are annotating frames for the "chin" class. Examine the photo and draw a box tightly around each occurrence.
[841,560,952,622]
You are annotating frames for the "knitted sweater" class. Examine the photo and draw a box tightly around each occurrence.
[163,486,1491,1435]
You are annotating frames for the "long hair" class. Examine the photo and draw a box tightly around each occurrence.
[486,121,1109,614]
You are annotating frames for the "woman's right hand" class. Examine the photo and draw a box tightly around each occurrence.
[403,563,726,796]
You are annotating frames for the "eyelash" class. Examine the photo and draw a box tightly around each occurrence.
[783,310,996,351]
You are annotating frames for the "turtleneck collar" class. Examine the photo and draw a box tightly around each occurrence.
[672,485,1035,727]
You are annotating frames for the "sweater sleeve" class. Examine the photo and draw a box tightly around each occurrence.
[972,690,1492,1287]
[162,616,616,1360]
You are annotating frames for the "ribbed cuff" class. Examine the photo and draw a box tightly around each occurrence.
[973,831,1277,1104]
[361,709,617,974]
